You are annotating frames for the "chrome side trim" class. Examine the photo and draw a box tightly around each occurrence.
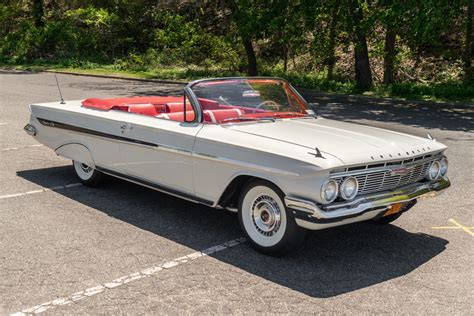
[193,152,299,176]
[96,166,213,206]
[285,177,450,220]
[155,143,192,155]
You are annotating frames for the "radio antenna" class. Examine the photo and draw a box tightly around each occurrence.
[54,74,65,104]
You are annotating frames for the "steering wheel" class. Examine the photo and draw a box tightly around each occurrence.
[253,100,281,113]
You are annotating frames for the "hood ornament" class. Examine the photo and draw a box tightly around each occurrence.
[309,147,325,159]
[427,133,436,141]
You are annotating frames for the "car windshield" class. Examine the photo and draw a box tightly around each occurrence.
[190,78,313,124]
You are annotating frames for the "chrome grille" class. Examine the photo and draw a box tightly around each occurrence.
[332,155,439,196]
[355,162,430,194]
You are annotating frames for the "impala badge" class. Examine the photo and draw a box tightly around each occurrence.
[390,166,413,176]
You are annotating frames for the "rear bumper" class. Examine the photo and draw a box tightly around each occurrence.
[285,177,450,229]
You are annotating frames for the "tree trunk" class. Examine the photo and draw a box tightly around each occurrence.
[348,0,373,90]
[243,38,258,76]
[283,44,288,72]
[383,27,396,84]
[31,0,45,28]
[327,5,338,80]
[464,0,473,81]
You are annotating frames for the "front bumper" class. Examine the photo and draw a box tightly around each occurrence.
[285,177,450,225]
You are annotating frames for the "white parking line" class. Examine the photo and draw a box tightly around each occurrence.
[0,183,82,200]
[0,122,7,126]
[1,144,43,152]
[11,237,247,315]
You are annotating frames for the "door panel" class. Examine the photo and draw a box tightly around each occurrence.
[119,118,202,195]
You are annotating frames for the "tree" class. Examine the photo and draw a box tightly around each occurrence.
[226,0,262,75]
[31,0,45,28]
[464,0,473,81]
[347,0,373,90]
[378,0,402,84]
[327,4,340,80]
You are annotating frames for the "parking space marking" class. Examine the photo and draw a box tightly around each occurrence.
[0,183,82,200]
[0,122,7,126]
[10,237,247,315]
[432,218,474,237]
[1,144,43,152]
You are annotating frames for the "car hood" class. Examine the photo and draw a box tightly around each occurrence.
[225,118,446,165]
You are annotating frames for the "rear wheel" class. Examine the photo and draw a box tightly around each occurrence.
[238,180,305,255]
[73,160,102,187]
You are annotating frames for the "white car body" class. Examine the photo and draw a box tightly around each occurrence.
[24,77,450,238]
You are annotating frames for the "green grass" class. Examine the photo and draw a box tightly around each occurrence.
[1,60,473,103]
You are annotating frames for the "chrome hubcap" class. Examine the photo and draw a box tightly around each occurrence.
[80,163,92,174]
[251,195,281,236]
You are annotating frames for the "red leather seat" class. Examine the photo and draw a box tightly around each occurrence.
[128,104,164,116]
[82,96,183,110]
[166,102,194,113]
[198,98,220,110]
[156,111,195,122]
[204,109,243,123]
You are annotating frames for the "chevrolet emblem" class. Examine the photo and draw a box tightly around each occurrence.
[390,166,413,176]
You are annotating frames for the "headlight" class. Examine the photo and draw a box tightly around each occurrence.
[426,160,441,180]
[340,177,359,200]
[439,158,448,176]
[321,179,338,204]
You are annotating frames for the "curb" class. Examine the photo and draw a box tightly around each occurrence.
[43,69,187,85]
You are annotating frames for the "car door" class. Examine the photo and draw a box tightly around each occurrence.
[118,115,203,196]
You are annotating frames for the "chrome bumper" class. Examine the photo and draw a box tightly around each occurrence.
[24,124,37,136]
[285,177,450,221]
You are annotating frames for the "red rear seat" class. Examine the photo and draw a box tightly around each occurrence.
[166,102,194,113]
[157,112,195,122]
[128,104,166,116]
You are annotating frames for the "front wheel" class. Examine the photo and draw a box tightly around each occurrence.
[238,180,306,255]
[72,160,103,187]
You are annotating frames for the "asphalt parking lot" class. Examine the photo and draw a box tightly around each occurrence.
[1,70,473,314]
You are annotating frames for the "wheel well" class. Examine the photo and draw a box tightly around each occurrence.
[218,175,279,209]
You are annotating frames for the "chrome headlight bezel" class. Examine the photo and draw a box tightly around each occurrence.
[439,157,448,176]
[340,176,359,200]
[426,160,441,180]
[320,178,339,204]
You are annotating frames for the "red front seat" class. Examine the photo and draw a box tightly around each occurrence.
[204,109,243,123]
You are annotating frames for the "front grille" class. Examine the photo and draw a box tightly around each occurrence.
[353,162,430,194]
[332,155,440,196]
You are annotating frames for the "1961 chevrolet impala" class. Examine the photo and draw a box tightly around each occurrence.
[24,77,450,254]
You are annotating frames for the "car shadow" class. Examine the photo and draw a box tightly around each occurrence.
[17,166,448,298]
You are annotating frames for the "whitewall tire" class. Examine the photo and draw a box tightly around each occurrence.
[72,160,102,187]
[238,180,305,255]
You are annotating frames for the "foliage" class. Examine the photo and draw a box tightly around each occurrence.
[0,0,472,100]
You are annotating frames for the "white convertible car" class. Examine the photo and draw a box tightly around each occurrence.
[24,77,450,254]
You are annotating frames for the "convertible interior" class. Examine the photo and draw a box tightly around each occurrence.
[81,96,281,123]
